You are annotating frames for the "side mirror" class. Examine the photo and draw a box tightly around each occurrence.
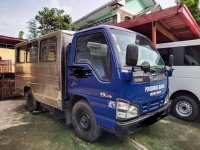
[168,55,174,77]
[169,55,173,68]
[126,44,138,66]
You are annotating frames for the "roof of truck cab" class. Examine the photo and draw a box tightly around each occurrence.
[60,30,75,35]
[15,30,75,47]
[75,25,146,38]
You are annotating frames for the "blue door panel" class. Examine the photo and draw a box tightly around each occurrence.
[68,28,120,131]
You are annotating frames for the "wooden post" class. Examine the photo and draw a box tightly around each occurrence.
[152,21,157,47]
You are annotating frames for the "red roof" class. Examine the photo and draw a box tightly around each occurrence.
[115,4,200,43]
[0,35,26,45]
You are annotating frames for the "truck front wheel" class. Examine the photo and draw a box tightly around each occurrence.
[71,100,102,142]
[171,95,199,121]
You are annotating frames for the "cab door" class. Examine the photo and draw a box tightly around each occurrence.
[68,29,118,129]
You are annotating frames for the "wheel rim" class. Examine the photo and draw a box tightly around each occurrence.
[77,111,90,131]
[176,101,192,117]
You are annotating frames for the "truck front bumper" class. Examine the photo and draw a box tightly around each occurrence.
[116,103,170,136]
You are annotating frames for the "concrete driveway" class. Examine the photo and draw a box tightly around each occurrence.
[0,99,200,150]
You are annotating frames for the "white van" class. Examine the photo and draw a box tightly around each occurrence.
[157,40,200,121]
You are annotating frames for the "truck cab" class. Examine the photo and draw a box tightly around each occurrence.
[67,25,170,141]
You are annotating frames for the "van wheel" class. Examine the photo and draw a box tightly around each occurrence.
[26,90,40,112]
[71,100,102,142]
[171,95,199,121]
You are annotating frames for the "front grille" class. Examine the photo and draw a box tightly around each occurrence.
[141,99,164,114]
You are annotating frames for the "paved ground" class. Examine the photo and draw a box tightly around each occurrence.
[0,99,200,150]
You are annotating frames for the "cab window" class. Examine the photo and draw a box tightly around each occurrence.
[75,32,112,81]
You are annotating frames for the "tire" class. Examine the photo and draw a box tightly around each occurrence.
[26,90,40,112]
[71,100,102,142]
[171,95,200,121]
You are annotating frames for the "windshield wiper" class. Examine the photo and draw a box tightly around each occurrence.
[149,68,156,73]
[122,66,166,73]
[132,66,156,73]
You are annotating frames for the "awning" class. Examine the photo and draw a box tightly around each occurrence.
[115,4,200,44]
[0,35,26,45]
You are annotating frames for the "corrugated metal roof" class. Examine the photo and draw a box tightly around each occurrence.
[0,35,26,45]
[73,0,123,24]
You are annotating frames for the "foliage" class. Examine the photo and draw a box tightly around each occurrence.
[27,7,76,36]
[18,31,24,39]
[27,19,39,39]
[178,0,200,24]
[34,7,76,35]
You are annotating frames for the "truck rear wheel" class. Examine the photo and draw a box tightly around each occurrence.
[171,95,199,121]
[71,100,102,142]
[26,90,40,112]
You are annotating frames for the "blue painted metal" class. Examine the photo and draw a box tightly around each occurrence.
[68,25,169,133]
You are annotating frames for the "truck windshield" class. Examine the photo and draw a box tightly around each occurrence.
[110,29,165,68]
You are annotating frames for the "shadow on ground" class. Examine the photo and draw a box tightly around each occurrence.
[131,115,200,150]
[0,100,200,150]
[0,101,135,150]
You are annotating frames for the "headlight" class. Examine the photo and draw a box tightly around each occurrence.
[116,99,138,120]
[127,105,138,118]
[164,94,169,105]
[117,101,129,110]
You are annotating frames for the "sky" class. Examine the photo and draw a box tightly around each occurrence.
[0,0,176,38]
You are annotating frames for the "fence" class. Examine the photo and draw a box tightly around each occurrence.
[0,60,13,73]
[0,60,15,100]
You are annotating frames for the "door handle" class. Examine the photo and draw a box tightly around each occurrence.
[68,66,92,78]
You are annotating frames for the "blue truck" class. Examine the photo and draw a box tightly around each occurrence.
[15,25,172,142]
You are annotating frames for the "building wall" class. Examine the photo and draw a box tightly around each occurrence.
[0,48,15,72]
[75,0,155,29]
[90,0,144,24]
[119,9,133,22]
[91,13,113,25]
[123,0,145,14]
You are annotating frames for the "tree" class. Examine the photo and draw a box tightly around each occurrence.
[34,7,76,35]
[27,19,39,39]
[18,31,24,39]
[177,0,200,24]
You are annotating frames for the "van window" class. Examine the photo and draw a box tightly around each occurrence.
[40,37,57,62]
[184,45,200,66]
[158,48,172,66]
[27,42,38,63]
[16,45,26,63]
[158,45,200,66]
[75,32,112,81]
